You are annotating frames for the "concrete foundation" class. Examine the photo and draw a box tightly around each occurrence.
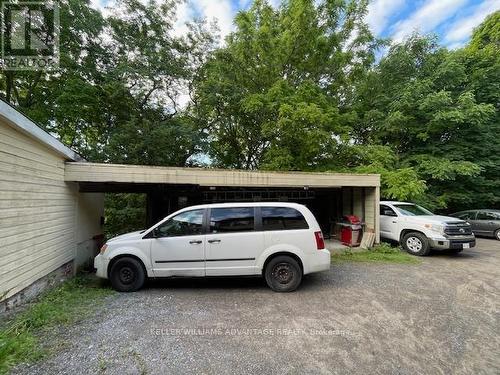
[0,260,74,317]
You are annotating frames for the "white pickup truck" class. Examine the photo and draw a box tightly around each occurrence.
[380,201,476,256]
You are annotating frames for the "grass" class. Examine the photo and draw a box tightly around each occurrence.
[0,275,114,375]
[331,242,421,264]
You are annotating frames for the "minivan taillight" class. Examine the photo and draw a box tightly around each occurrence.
[314,231,325,250]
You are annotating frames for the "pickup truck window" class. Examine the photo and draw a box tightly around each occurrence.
[380,205,397,216]
[394,204,433,216]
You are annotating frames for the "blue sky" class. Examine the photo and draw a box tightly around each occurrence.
[92,0,500,49]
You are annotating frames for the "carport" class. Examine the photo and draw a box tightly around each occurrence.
[65,162,381,243]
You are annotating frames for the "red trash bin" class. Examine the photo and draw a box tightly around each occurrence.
[340,215,363,247]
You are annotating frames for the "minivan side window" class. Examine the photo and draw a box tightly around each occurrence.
[210,207,255,233]
[155,209,204,237]
[261,207,309,231]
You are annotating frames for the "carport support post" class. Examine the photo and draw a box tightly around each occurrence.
[375,186,380,244]
[146,192,156,227]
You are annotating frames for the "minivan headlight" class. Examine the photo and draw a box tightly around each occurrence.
[100,244,108,254]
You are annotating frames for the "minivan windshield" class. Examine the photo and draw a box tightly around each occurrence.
[393,204,433,216]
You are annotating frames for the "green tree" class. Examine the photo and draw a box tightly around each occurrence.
[0,0,213,234]
[468,11,500,51]
[104,193,146,237]
[0,0,110,158]
[351,33,497,209]
[193,0,379,169]
[453,11,500,210]
[1,0,497,213]
[102,0,208,166]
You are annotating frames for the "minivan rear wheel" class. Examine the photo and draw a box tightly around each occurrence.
[109,257,145,292]
[264,256,302,292]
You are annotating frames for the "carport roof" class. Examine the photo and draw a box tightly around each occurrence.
[65,162,380,188]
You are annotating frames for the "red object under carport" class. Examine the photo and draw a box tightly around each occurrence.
[339,215,363,247]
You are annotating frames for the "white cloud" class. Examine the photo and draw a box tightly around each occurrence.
[90,0,236,41]
[193,0,235,40]
[90,0,115,20]
[444,0,500,44]
[170,0,236,41]
[447,41,466,50]
[366,0,406,35]
[90,0,109,12]
[171,0,195,37]
[90,0,102,9]
[391,0,468,42]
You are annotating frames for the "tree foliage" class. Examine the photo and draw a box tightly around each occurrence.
[192,0,379,169]
[0,1,498,212]
[0,0,211,164]
[351,33,497,209]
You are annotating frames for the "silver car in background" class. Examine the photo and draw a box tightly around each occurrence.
[450,210,500,241]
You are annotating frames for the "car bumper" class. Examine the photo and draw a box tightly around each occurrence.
[429,236,476,250]
[94,254,109,279]
[305,249,331,274]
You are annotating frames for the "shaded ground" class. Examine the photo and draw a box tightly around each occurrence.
[13,239,500,375]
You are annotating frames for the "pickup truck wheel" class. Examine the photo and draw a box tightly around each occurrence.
[109,257,145,292]
[264,256,302,292]
[402,232,430,256]
[495,229,500,241]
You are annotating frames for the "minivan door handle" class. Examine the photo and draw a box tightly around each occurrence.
[189,240,203,244]
[208,239,221,244]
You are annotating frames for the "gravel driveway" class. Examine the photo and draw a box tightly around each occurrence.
[14,239,500,375]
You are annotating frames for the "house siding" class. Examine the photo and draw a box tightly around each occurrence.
[0,119,77,301]
[364,187,376,233]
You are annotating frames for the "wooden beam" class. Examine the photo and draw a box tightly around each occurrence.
[65,162,381,188]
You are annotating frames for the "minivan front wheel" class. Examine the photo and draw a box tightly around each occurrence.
[109,257,146,292]
[264,256,302,292]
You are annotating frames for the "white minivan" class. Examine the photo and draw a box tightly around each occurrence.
[94,202,330,292]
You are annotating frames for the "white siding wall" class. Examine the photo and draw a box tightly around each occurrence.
[0,119,77,301]
[75,193,104,269]
[364,188,375,231]
[341,187,379,244]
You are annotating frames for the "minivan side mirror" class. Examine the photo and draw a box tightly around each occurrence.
[383,210,397,217]
[143,227,160,239]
